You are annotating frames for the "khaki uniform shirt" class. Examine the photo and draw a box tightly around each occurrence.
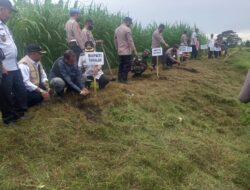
[181,34,188,46]
[151,29,166,48]
[166,48,180,62]
[65,18,84,50]
[114,24,135,56]
[82,27,96,48]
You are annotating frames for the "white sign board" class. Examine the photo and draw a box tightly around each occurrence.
[179,46,188,53]
[179,46,192,53]
[187,47,193,53]
[209,47,215,51]
[152,48,163,56]
[214,47,222,52]
[84,52,104,66]
[200,44,208,50]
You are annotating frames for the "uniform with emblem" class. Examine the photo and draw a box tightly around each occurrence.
[114,17,136,83]
[82,19,96,49]
[151,24,168,69]
[165,45,180,68]
[19,44,49,107]
[131,49,150,77]
[65,8,84,61]
[0,0,28,125]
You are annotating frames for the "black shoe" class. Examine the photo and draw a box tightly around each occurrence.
[18,114,33,121]
[3,115,19,126]
[3,122,18,128]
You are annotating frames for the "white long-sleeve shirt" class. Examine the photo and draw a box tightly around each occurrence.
[0,21,18,71]
[19,56,48,91]
[207,38,215,51]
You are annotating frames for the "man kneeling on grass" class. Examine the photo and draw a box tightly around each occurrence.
[50,50,89,97]
[19,44,50,107]
[164,44,180,69]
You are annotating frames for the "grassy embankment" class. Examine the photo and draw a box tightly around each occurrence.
[0,48,250,190]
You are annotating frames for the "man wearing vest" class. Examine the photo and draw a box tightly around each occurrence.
[19,44,50,107]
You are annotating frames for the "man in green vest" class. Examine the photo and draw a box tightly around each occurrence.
[18,44,50,107]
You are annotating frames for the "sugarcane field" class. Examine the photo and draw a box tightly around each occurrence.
[0,0,250,189]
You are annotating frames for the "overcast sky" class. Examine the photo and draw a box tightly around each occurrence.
[80,0,250,40]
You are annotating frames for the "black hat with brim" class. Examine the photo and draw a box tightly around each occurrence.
[0,0,17,12]
[26,44,47,54]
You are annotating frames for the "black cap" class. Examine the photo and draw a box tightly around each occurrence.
[26,44,46,54]
[173,44,179,49]
[123,17,133,24]
[85,18,94,25]
[159,24,165,29]
[84,41,95,52]
[0,0,17,12]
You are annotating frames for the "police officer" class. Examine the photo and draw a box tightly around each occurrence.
[82,18,103,50]
[65,8,84,61]
[0,0,27,125]
[151,24,169,69]
[114,17,137,83]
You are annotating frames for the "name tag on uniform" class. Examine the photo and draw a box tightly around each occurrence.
[0,35,6,42]
[0,28,7,42]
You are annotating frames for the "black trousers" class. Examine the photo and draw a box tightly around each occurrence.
[118,55,132,82]
[191,45,198,59]
[208,49,214,59]
[69,42,82,61]
[0,70,27,123]
[27,90,43,108]
[214,51,219,58]
[224,49,228,56]
[151,56,164,68]
[152,56,157,68]
[165,56,176,67]
[86,75,110,90]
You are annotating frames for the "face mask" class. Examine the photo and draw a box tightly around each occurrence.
[88,25,93,30]
[76,17,81,22]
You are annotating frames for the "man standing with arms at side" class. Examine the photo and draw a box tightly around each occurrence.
[208,34,215,59]
[114,17,137,84]
[151,24,169,70]
[180,31,188,46]
[81,18,103,50]
[190,28,199,59]
[65,8,84,61]
[0,0,27,126]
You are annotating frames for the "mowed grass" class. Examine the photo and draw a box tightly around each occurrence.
[0,53,250,189]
